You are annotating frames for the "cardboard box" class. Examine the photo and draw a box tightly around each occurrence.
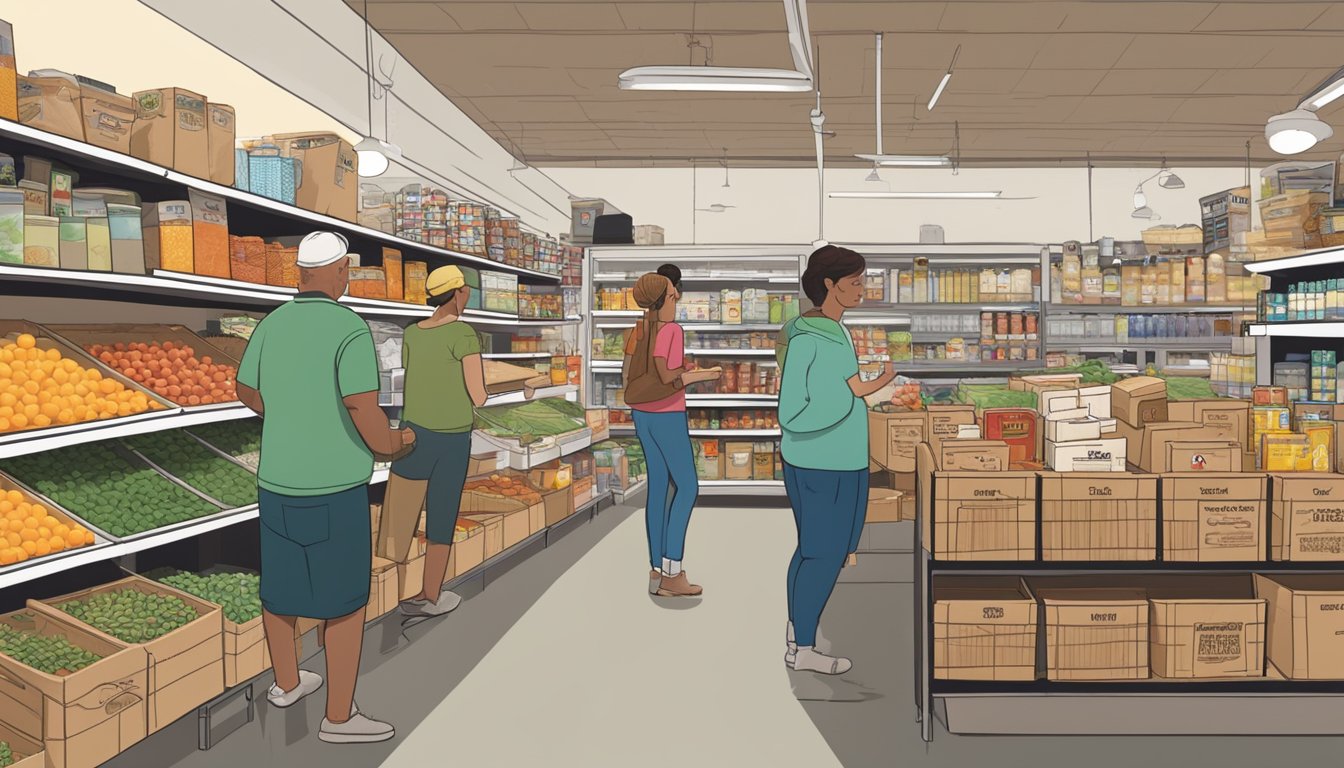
[1046,438,1127,472]
[79,82,133,154]
[468,452,498,476]
[1270,473,1344,561]
[367,557,398,619]
[34,574,223,735]
[451,522,486,577]
[695,439,723,480]
[1253,386,1289,406]
[868,408,926,472]
[130,88,209,178]
[1262,433,1312,472]
[271,132,358,221]
[1166,441,1243,473]
[938,439,1010,472]
[933,577,1037,681]
[206,103,235,186]
[0,722,43,768]
[926,404,977,447]
[1162,472,1268,562]
[1127,422,1233,473]
[1149,596,1267,679]
[571,475,594,510]
[752,441,775,480]
[1010,373,1081,393]
[1170,399,1252,446]
[980,408,1040,463]
[1039,587,1150,681]
[1039,472,1157,561]
[866,487,904,524]
[917,443,1035,560]
[1254,573,1344,679]
[463,513,505,561]
[529,461,573,492]
[397,555,426,602]
[1111,376,1169,427]
[0,609,148,768]
[724,441,754,481]
[16,72,84,141]
[1045,415,1104,443]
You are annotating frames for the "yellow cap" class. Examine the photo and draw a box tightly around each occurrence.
[426,265,466,296]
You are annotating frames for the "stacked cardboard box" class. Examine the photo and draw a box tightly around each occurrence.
[1041,385,1124,471]
[933,577,1037,681]
[916,443,1036,561]
[1039,472,1157,561]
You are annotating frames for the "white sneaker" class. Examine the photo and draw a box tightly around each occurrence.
[319,709,395,744]
[267,670,323,708]
[792,646,852,676]
[786,621,832,665]
[399,591,462,618]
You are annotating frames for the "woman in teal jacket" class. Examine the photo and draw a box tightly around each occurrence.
[778,245,896,675]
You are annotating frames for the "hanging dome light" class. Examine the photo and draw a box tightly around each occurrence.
[1132,185,1147,210]
[1131,205,1155,220]
[1265,109,1334,155]
[355,137,401,178]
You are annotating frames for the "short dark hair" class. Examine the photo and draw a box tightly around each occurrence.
[427,287,459,307]
[801,246,865,306]
[656,263,681,290]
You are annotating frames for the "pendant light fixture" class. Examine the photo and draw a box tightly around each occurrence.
[854,34,951,168]
[1265,66,1344,155]
[356,0,402,177]
[721,148,731,188]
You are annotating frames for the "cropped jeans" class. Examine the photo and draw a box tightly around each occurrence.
[632,409,699,569]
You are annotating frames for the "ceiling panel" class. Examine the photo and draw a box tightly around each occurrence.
[354,0,1344,166]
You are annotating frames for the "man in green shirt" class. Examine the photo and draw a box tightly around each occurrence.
[237,231,414,745]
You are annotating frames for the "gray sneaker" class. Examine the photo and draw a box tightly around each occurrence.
[267,670,323,708]
[399,591,463,618]
[319,709,395,744]
[786,621,832,663]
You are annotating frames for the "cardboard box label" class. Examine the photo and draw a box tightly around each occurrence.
[1163,473,1267,561]
[1167,441,1241,472]
[1272,475,1344,560]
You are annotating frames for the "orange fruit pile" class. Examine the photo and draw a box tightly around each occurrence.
[86,341,238,407]
[0,487,95,566]
[0,333,162,435]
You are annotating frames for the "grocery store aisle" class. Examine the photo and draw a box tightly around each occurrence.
[382,499,842,766]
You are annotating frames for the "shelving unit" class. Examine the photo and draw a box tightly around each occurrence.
[1240,244,1344,385]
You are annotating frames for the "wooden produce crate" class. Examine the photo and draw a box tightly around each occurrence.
[0,609,148,768]
[0,321,176,442]
[1254,573,1344,679]
[449,519,486,578]
[32,574,224,734]
[933,577,1037,681]
[1150,596,1266,680]
[43,323,242,411]
[366,558,398,620]
[1270,473,1344,561]
[1039,472,1158,561]
[460,512,505,562]
[917,443,1036,560]
[1161,472,1268,562]
[0,722,43,768]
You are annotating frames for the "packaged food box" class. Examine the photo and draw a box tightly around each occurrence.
[56,216,86,270]
[1111,376,1168,427]
[382,248,404,302]
[1262,432,1311,472]
[78,79,133,154]
[694,439,722,481]
[187,189,229,279]
[724,441,754,481]
[16,71,83,141]
[0,20,15,122]
[1039,472,1157,561]
[0,189,23,264]
[866,487,903,524]
[271,133,357,221]
[131,88,208,177]
[980,408,1040,463]
[1161,472,1267,562]
[938,439,1010,472]
[933,577,1037,681]
[1046,437,1127,472]
[21,213,58,267]
[140,200,193,273]
[206,103,235,186]
[107,203,144,275]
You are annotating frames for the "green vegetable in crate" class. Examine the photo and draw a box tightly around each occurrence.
[474,398,587,444]
[150,569,262,625]
[187,420,261,459]
[0,442,220,537]
[1019,359,1120,385]
[56,588,199,644]
[1161,375,1219,401]
[125,431,257,508]
[0,740,12,767]
[0,617,102,675]
[956,382,1038,411]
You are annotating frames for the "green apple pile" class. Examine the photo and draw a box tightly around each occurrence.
[0,443,221,537]
[0,616,102,675]
[56,588,199,644]
[188,420,261,470]
[125,431,257,508]
[152,569,262,625]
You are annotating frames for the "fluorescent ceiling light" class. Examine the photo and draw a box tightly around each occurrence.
[829,190,1000,199]
[619,66,813,92]
[927,72,952,112]
[1266,109,1333,155]
[854,154,952,167]
[1305,70,1344,110]
[1242,244,1344,274]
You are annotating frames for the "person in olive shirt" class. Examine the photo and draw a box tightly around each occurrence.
[378,265,488,618]
[237,231,414,745]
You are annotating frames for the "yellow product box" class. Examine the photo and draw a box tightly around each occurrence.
[1253,406,1292,434]
[1304,423,1336,473]
[1262,433,1311,472]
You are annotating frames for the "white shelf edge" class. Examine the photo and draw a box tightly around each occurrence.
[0,117,560,283]
[1245,322,1344,338]
[1242,245,1344,274]
[483,352,552,359]
[0,404,253,460]
[481,384,579,407]
[686,394,779,404]
[688,429,781,437]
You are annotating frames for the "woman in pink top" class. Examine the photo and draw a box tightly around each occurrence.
[626,272,719,598]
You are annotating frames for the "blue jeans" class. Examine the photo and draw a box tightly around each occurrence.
[783,462,867,647]
[632,409,699,569]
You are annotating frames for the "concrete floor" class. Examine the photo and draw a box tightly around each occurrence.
[105,497,1344,768]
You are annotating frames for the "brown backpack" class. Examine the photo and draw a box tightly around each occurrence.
[623,316,681,405]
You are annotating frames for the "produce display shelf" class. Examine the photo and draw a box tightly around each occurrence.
[0,403,252,460]
[1246,321,1344,338]
[1048,303,1254,315]
[699,480,787,496]
[1242,244,1344,274]
[688,429,780,437]
[614,477,648,504]
[0,117,558,283]
[483,352,552,360]
[1047,339,1237,351]
[480,384,578,407]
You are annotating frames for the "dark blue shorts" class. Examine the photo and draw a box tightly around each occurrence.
[258,484,371,619]
[391,424,471,545]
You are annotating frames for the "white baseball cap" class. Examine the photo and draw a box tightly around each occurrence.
[296,231,350,268]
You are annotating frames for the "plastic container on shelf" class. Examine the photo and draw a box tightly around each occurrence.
[142,201,194,273]
[21,214,58,268]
